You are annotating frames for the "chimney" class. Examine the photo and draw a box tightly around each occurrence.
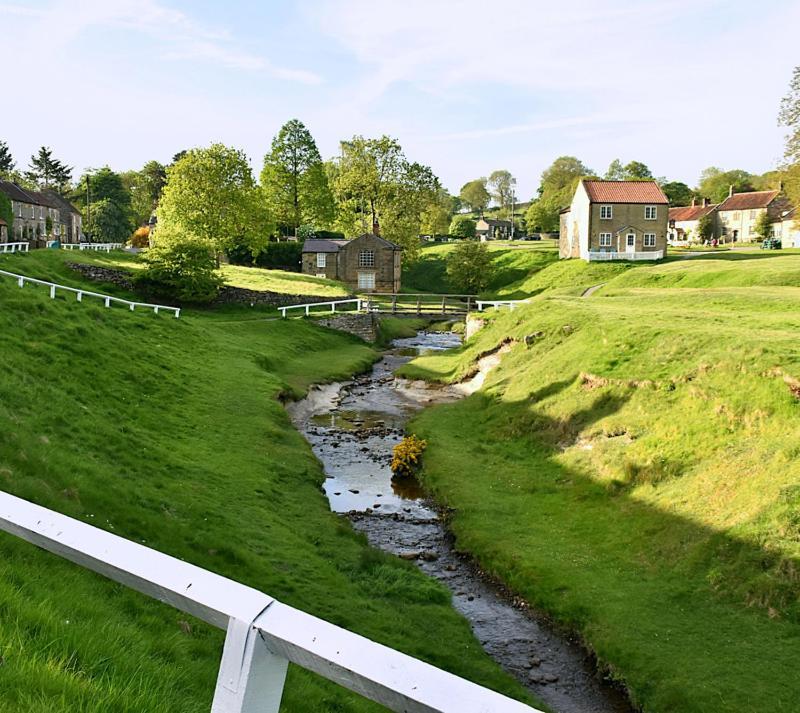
[728,184,734,198]
[703,197,709,207]
[779,180,784,193]
[372,220,380,236]
[691,197,696,207]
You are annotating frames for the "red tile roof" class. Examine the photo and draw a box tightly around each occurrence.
[717,190,779,212]
[668,204,717,222]
[582,180,669,204]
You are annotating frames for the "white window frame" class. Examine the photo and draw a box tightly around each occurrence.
[358,250,375,268]
[599,232,613,247]
[316,252,327,268]
[644,205,657,220]
[600,205,613,219]
[643,233,656,247]
[357,271,376,290]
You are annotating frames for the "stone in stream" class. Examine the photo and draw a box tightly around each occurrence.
[348,489,359,494]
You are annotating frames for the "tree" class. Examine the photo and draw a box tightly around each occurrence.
[459,179,491,214]
[604,159,624,180]
[446,240,494,292]
[80,167,134,240]
[261,119,334,236]
[622,161,653,180]
[85,198,132,243]
[0,191,13,236]
[332,135,439,262]
[661,181,695,206]
[779,66,800,209]
[449,214,476,238]
[124,161,167,226]
[697,213,714,242]
[487,170,516,217]
[27,146,71,191]
[527,156,594,232]
[157,143,272,259]
[754,210,774,240]
[697,167,755,203]
[420,187,454,236]
[0,141,15,178]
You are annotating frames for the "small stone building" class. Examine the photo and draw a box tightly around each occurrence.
[475,217,512,240]
[302,233,402,293]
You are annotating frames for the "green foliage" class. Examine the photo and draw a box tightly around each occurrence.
[85,198,131,243]
[27,146,71,192]
[528,156,594,232]
[445,240,495,292]
[158,143,273,258]
[0,191,13,235]
[697,212,715,241]
[261,119,334,236]
[698,167,755,203]
[391,434,427,478]
[136,227,222,303]
[605,159,653,181]
[448,214,476,238]
[459,178,491,214]
[228,240,303,271]
[754,210,774,239]
[123,161,167,226]
[0,139,15,178]
[779,66,800,209]
[661,181,695,205]
[420,187,454,236]
[487,170,516,216]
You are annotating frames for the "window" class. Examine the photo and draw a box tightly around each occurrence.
[732,211,740,221]
[644,206,657,220]
[316,252,327,268]
[357,271,376,289]
[358,250,375,267]
[600,205,613,219]
[16,203,21,218]
[599,232,613,247]
[749,210,757,220]
[643,233,656,247]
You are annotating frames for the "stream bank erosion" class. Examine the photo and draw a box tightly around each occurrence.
[288,331,634,713]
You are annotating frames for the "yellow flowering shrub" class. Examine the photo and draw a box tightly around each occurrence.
[391,435,427,478]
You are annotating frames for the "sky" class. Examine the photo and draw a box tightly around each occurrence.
[1,0,799,199]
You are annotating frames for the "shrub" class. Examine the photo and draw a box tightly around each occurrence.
[449,214,477,239]
[391,434,427,478]
[228,240,303,271]
[129,226,150,248]
[135,229,222,303]
[445,240,495,293]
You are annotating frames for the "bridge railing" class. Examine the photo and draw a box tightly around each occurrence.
[0,490,539,713]
[475,299,529,312]
[62,242,125,252]
[279,297,362,318]
[362,293,475,315]
[0,241,29,254]
[0,268,180,318]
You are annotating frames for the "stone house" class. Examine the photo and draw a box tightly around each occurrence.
[715,188,790,243]
[667,198,717,245]
[42,189,83,243]
[0,217,7,242]
[301,232,402,293]
[559,180,669,260]
[475,217,512,241]
[0,180,81,247]
[773,206,800,247]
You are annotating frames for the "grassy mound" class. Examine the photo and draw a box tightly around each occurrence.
[399,286,800,712]
[0,264,533,711]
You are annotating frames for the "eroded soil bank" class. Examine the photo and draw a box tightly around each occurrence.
[288,331,634,713]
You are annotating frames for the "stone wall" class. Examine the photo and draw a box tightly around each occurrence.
[68,262,134,290]
[315,313,378,342]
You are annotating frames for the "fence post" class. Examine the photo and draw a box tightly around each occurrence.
[305,305,310,316]
[417,297,421,315]
[331,303,336,313]
[104,297,111,308]
[466,297,471,313]
[441,296,446,314]
[50,285,56,299]
[211,617,288,713]
[76,292,82,303]
[17,277,24,288]
[392,295,397,314]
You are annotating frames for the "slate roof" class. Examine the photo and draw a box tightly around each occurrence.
[302,238,348,253]
[0,180,38,204]
[42,189,81,216]
[717,190,779,212]
[477,218,512,228]
[668,204,717,222]
[24,190,61,209]
[582,180,669,204]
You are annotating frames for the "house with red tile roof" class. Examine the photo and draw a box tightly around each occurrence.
[714,188,791,243]
[667,198,717,244]
[559,180,669,261]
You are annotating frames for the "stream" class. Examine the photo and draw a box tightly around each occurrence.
[288,330,634,713]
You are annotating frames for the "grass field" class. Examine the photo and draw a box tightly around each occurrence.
[398,251,800,712]
[0,255,535,711]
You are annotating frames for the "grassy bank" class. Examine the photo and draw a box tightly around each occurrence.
[0,256,535,711]
[399,278,800,712]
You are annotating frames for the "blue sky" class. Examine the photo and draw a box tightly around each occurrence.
[2,0,798,199]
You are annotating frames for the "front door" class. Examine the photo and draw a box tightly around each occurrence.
[626,233,636,254]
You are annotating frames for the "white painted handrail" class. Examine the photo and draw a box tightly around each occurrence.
[0,268,180,318]
[475,299,529,312]
[587,250,663,261]
[62,242,124,252]
[0,490,539,713]
[0,241,29,253]
[279,297,361,318]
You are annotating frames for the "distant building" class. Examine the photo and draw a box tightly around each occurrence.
[0,217,7,242]
[668,198,717,245]
[0,180,58,248]
[559,180,669,261]
[301,232,402,293]
[475,217,512,241]
[715,188,791,243]
[42,189,83,244]
[773,206,800,247]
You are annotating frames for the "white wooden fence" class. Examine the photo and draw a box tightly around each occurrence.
[62,242,125,252]
[0,268,180,318]
[0,241,29,254]
[279,298,362,318]
[475,299,529,312]
[587,250,664,261]
[0,490,539,713]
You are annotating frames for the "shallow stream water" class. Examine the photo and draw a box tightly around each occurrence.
[288,331,633,713]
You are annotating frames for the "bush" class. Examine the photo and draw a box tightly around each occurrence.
[228,241,303,271]
[129,226,150,248]
[391,434,427,478]
[446,240,495,293]
[135,230,222,303]
[449,214,477,239]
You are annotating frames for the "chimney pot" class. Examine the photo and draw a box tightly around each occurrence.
[729,184,734,198]
[691,197,696,207]
[372,220,380,236]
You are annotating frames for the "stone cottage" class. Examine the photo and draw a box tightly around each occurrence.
[301,232,402,293]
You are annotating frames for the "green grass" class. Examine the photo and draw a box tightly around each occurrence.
[398,280,800,712]
[0,260,536,711]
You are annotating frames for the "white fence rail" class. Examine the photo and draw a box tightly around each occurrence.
[0,241,29,254]
[587,250,664,262]
[62,242,125,252]
[279,298,362,318]
[475,299,529,312]
[0,490,539,713]
[0,268,180,318]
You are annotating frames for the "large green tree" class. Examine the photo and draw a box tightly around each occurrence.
[446,240,494,292]
[158,143,272,259]
[697,167,755,203]
[779,66,800,209]
[449,214,476,239]
[526,156,593,232]
[0,141,15,178]
[85,198,131,243]
[27,146,71,192]
[459,179,491,214]
[80,167,134,241]
[661,181,695,206]
[487,170,516,217]
[261,119,334,236]
[622,161,653,180]
[420,187,454,236]
[332,135,438,261]
[123,161,167,226]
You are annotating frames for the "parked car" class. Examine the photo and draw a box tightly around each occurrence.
[761,238,782,250]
